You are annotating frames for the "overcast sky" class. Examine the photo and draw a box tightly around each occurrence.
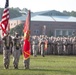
[0,0,76,12]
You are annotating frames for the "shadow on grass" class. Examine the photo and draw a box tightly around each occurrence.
[17,68,73,73]
[30,69,74,75]
[30,68,61,72]
[0,68,75,74]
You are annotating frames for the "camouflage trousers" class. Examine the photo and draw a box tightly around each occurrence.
[12,47,21,69]
[23,58,30,69]
[3,47,11,69]
[32,45,38,57]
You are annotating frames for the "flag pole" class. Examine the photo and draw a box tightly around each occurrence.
[29,10,31,29]
[28,10,31,35]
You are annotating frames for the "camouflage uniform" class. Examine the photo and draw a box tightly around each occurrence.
[73,37,76,55]
[49,37,54,54]
[2,33,12,69]
[57,38,63,55]
[53,39,58,55]
[0,36,2,53]
[50,37,57,55]
[12,33,21,69]
[32,36,39,57]
[24,58,30,69]
[65,38,71,55]
[68,38,73,55]
[40,37,45,57]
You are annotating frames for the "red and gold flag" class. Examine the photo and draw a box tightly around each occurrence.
[23,10,31,60]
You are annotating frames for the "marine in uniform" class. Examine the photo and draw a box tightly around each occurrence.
[73,37,76,55]
[57,38,63,55]
[2,32,12,69]
[40,36,46,57]
[32,36,39,57]
[12,33,21,69]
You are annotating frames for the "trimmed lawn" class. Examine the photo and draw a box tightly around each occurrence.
[0,54,76,75]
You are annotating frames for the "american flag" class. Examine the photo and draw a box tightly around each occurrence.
[0,0,9,36]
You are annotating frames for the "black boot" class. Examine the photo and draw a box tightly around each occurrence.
[14,65,18,69]
[4,65,9,69]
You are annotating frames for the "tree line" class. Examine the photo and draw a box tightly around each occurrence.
[0,7,76,19]
[0,7,28,20]
[63,10,76,17]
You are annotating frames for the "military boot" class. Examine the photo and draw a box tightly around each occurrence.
[14,64,18,69]
[4,64,9,69]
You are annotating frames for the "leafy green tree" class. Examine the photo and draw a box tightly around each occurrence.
[10,23,24,36]
[9,8,22,18]
[0,7,22,20]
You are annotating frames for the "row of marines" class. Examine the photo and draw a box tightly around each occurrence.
[31,35,76,56]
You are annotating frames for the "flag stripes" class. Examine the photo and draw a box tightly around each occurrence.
[0,0,9,35]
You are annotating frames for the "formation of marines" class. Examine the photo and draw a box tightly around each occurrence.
[1,32,76,69]
[31,35,76,56]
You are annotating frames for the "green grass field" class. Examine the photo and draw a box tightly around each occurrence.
[0,54,76,75]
